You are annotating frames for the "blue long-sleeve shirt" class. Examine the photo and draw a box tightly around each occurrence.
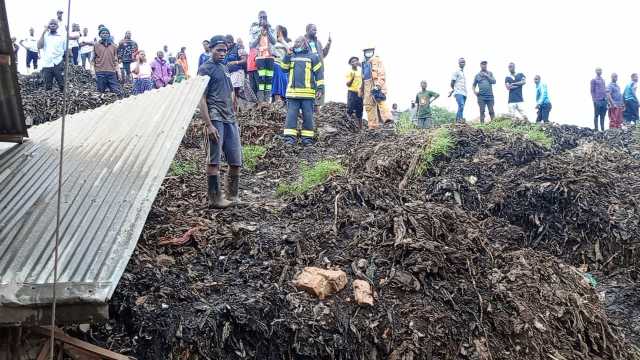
[536,83,550,105]
[198,52,210,68]
[623,82,638,102]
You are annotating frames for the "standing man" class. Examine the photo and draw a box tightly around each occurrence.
[415,80,440,128]
[450,57,467,123]
[281,36,324,146]
[117,31,138,83]
[162,45,173,61]
[591,67,608,131]
[93,27,122,96]
[224,35,247,100]
[249,11,276,102]
[362,45,392,129]
[151,51,172,88]
[305,24,331,111]
[505,62,527,120]
[534,75,552,123]
[11,37,19,64]
[68,23,81,65]
[38,19,75,91]
[623,73,639,126]
[78,27,93,69]
[472,61,496,124]
[198,40,210,67]
[606,73,624,129]
[346,56,363,125]
[197,35,243,209]
[55,10,66,31]
[19,28,39,73]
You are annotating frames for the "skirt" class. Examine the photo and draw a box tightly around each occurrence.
[271,62,288,97]
[133,77,155,95]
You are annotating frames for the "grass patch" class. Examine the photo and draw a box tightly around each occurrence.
[277,160,344,196]
[395,111,418,134]
[416,127,454,176]
[242,145,267,171]
[476,117,552,148]
[169,160,198,177]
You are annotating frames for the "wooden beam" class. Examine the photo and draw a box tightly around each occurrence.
[30,327,130,360]
[35,342,50,360]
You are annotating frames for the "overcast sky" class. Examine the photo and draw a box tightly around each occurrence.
[6,0,640,127]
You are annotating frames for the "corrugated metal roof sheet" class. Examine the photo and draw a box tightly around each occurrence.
[0,0,28,142]
[0,77,208,310]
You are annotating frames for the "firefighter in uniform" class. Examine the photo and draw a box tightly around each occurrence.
[280,36,324,146]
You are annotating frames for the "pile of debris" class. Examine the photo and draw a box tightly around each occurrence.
[236,103,286,145]
[84,106,639,359]
[19,66,131,125]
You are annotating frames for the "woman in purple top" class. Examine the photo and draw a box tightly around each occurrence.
[150,51,173,89]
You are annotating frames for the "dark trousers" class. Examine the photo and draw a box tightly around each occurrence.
[593,99,607,131]
[71,47,79,65]
[623,99,639,124]
[26,50,38,69]
[121,61,132,83]
[248,71,259,98]
[42,62,64,91]
[96,71,123,96]
[81,52,91,68]
[347,91,363,120]
[285,98,315,137]
[536,103,552,123]
[455,94,466,122]
[478,97,495,123]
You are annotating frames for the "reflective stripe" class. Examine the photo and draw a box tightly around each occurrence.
[287,89,316,97]
[283,128,298,136]
[259,84,273,90]
[291,57,311,62]
[305,62,311,89]
[312,62,322,72]
[258,69,274,76]
[281,63,290,70]
[300,130,315,137]
[316,80,325,86]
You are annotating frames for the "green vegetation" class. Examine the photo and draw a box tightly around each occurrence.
[395,106,457,134]
[416,127,454,176]
[395,111,418,134]
[242,145,267,171]
[277,160,344,196]
[169,160,198,177]
[476,117,552,148]
[431,106,456,127]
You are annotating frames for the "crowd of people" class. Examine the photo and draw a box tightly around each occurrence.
[397,60,639,130]
[12,9,196,96]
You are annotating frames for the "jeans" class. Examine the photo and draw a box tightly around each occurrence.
[96,71,123,96]
[81,52,91,68]
[455,94,466,122]
[593,99,607,131]
[623,99,639,124]
[478,97,495,123]
[208,121,242,166]
[536,103,552,123]
[71,47,79,65]
[285,98,315,138]
[42,62,64,91]
[26,50,38,69]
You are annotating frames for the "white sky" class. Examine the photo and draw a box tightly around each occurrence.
[6,0,640,127]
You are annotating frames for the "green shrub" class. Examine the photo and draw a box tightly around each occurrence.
[431,106,456,127]
[277,160,344,196]
[242,145,267,171]
[169,160,198,177]
[416,127,454,176]
[395,111,418,134]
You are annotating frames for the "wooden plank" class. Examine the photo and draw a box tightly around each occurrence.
[35,342,50,360]
[31,327,130,360]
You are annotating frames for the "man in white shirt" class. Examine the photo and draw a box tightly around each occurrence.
[19,27,39,73]
[450,57,467,123]
[55,10,66,32]
[78,27,94,69]
[38,19,78,91]
[68,23,82,65]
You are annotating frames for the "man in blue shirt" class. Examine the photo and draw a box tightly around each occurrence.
[534,75,551,123]
[606,73,624,129]
[472,61,496,124]
[623,73,639,126]
[198,40,210,67]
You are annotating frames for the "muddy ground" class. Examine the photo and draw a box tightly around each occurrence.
[72,103,639,359]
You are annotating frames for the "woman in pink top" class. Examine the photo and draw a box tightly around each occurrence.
[131,50,154,94]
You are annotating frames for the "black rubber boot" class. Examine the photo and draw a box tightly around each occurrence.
[208,175,232,209]
[226,174,240,203]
